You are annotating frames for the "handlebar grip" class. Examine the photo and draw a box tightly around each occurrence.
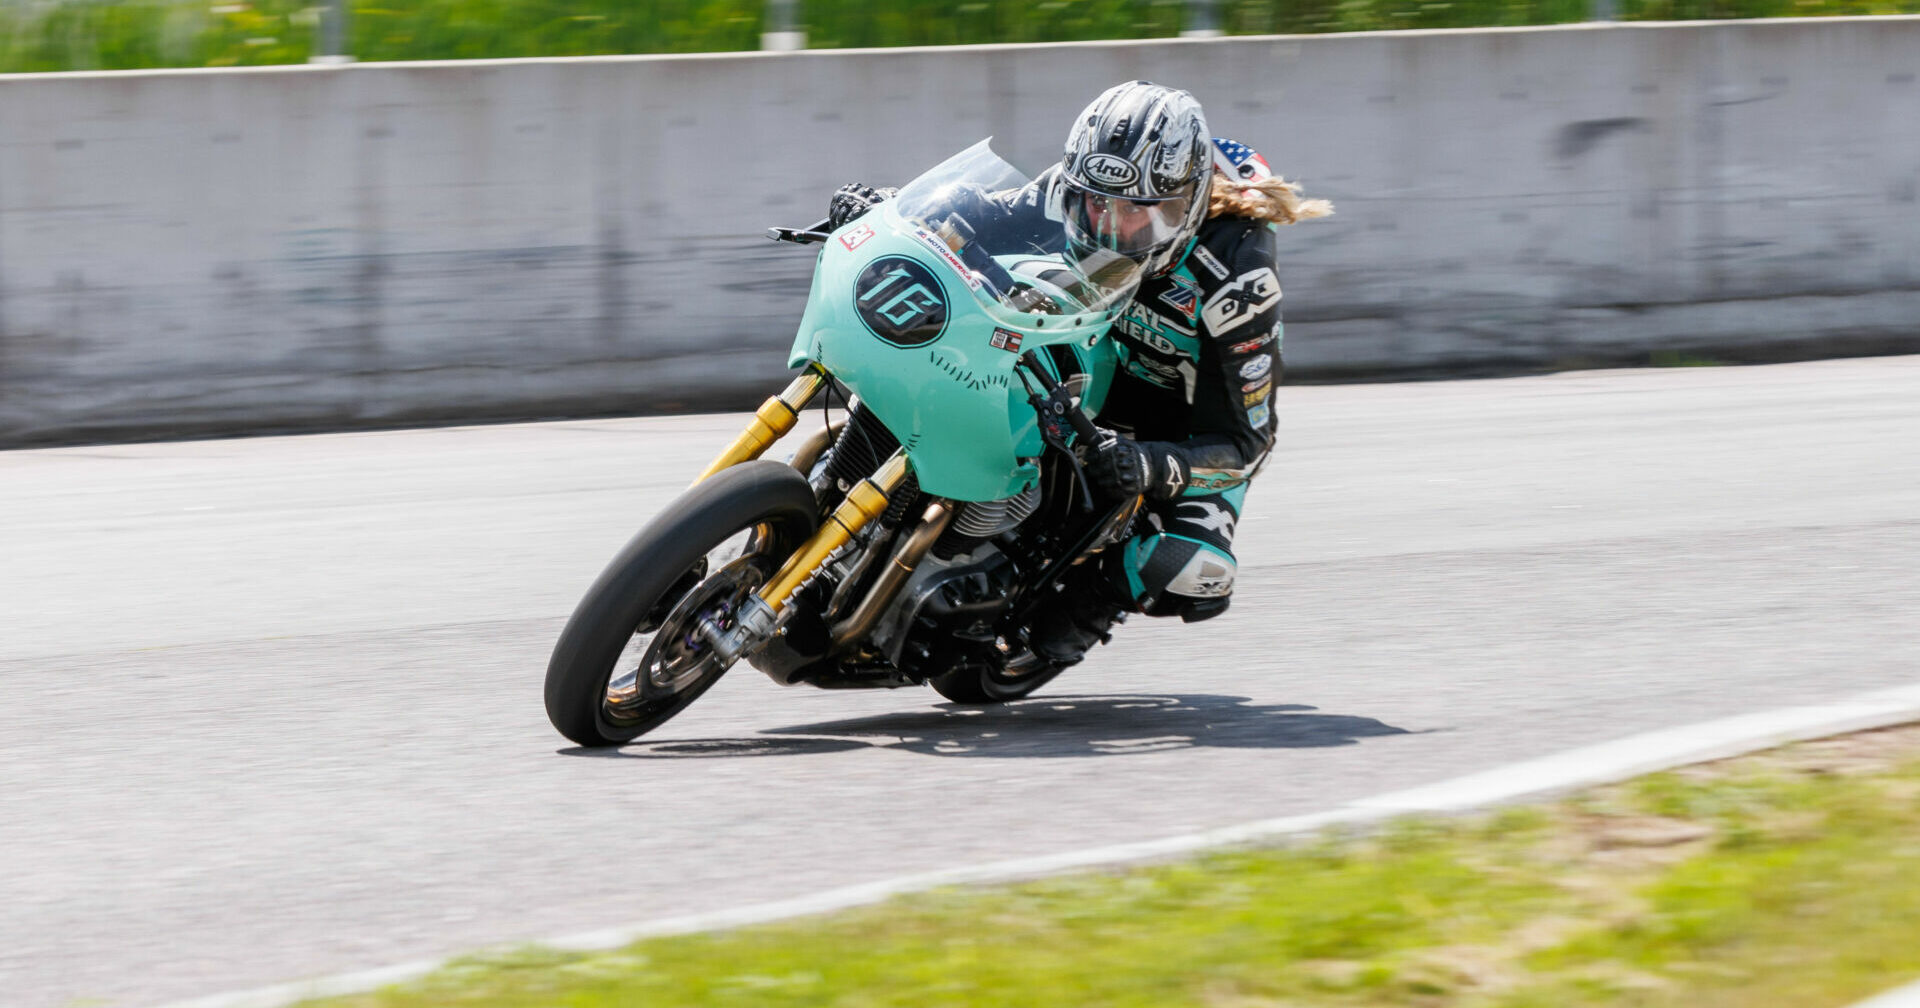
[1063,401,1106,445]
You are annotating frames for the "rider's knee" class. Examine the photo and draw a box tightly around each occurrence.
[1162,545,1235,600]
[1126,534,1237,619]
[1140,548,1236,620]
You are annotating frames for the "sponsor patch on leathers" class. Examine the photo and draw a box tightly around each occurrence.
[1228,332,1275,355]
[1156,274,1201,323]
[1190,245,1230,280]
[1202,267,1282,334]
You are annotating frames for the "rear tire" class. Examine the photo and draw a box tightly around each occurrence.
[544,461,819,746]
[930,653,1066,705]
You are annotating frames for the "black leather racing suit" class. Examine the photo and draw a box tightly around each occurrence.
[946,162,1284,617]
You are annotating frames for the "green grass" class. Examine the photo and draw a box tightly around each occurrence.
[6,0,1920,75]
[294,725,1920,1008]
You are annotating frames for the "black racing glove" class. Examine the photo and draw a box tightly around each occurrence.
[1085,434,1189,502]
[828,183,896,229]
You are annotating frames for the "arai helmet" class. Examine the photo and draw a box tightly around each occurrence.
[1060,81,1212,277]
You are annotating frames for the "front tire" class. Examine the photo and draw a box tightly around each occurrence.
[544,461,819,746]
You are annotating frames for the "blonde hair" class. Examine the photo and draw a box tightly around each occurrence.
[1207,171,1334,225]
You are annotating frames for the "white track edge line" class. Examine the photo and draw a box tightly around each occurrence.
[1854,980,1920,1008]
[153,682,1920,1008]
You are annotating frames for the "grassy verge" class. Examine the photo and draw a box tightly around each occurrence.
[302,725,1920,1008]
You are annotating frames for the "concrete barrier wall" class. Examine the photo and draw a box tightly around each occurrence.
[2,19,1917,445]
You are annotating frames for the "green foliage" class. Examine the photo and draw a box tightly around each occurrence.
[5,0,1920,74]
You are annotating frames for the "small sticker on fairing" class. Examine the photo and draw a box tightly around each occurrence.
[908,227,982,290]
[839,224,875,251]
[989,328,1024,352]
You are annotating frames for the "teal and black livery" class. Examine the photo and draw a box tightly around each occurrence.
[787,141,1138,503]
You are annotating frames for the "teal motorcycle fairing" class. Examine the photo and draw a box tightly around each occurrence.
[786,140,1136,502]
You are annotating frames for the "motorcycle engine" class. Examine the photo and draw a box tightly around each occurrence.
[871,541,1022,679]
[930,482,1041,559]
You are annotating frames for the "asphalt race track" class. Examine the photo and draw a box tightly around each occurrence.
[3,356,1917,1008]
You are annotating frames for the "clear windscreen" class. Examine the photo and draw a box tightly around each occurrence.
[888,140,1142,318]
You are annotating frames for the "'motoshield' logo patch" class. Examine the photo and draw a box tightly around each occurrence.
[854,256,949,348]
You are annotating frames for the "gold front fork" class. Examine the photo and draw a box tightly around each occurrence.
[756,450,912,614]
[691,366,829,486]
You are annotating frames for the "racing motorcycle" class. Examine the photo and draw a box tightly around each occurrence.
[544,140,1148,747]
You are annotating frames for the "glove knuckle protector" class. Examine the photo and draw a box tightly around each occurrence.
[828,183,893,229]
[1087,435,1189,502]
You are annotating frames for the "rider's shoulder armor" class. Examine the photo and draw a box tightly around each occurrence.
[1179,215,1282,345]
[1178,135,1286,344]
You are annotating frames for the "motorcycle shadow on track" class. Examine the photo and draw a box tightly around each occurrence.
[566,694,1416,760]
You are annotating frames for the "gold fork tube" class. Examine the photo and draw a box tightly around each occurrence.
[691,367,829,485]
[756,451,912,614]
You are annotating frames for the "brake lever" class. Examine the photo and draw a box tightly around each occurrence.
[766,216,836,245]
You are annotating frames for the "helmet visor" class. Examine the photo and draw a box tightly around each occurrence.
[1061,178,1197,260]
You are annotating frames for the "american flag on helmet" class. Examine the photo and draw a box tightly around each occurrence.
[1211,137,1274,182]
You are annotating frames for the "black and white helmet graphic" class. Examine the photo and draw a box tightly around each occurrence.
[1060,81,1212,277]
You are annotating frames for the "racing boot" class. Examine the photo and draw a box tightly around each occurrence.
[1025,562,1131,667]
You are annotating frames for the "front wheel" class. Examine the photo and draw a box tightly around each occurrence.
[544,461,819,746]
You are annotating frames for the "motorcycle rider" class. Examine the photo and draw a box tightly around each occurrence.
[827,80,1332,668]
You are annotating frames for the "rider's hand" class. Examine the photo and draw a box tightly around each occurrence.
[1007,282,1062,315]
[828,183,896,229]
[1086,434,1188,501]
